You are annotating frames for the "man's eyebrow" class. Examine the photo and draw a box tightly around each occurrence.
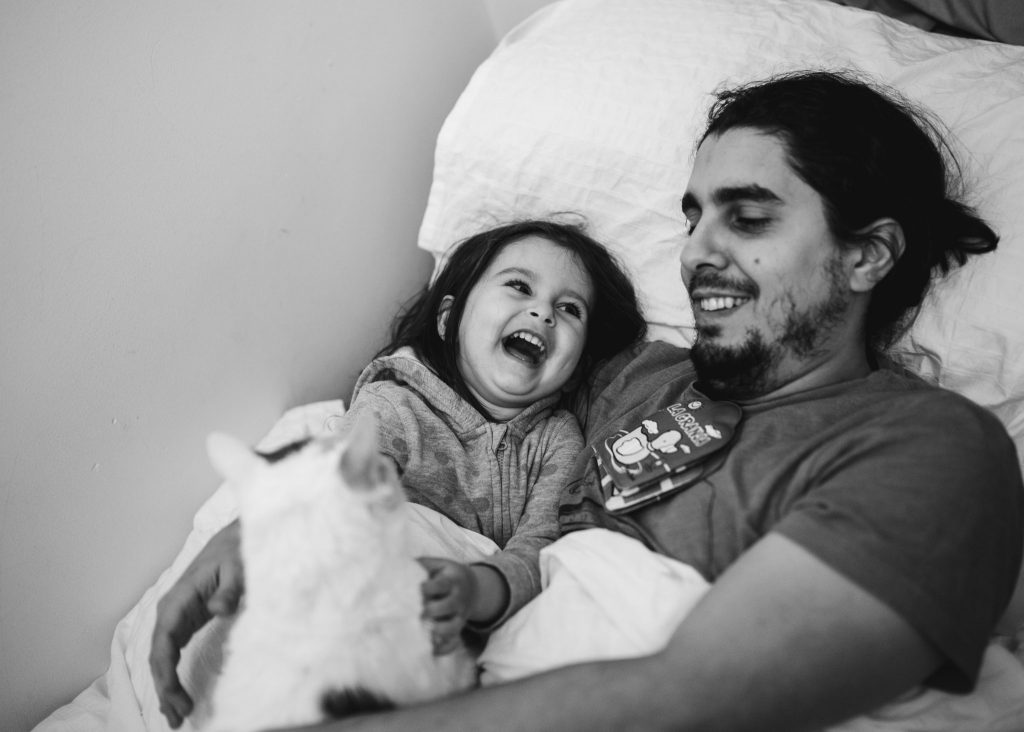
[714,184,782,206]
[681,184,782,210]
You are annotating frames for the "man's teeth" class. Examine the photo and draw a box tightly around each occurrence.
[699,296,749,312]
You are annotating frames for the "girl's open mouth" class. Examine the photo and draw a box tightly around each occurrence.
[503,331,547,365]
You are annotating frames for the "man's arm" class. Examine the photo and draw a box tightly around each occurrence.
[151,519,245,728]
[275,532,940,732]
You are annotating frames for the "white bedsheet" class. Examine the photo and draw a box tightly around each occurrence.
[33,401,344,732]
[482,529,1024,732]
[33,399,499,732]
[34,403,1024,732]
[33,473,239,732]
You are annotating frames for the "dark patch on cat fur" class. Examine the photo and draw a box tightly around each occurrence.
[320,686,395,718]
[256,437,313,463]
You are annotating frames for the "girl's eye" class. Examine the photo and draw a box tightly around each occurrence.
[558,302,584,319]
[505,278,531,294]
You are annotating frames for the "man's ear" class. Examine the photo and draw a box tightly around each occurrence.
[847,218,905,293]
[436,295,454,339]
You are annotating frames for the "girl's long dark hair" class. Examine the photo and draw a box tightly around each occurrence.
[381,220,646,419]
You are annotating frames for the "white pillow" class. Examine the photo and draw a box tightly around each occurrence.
[417,0,1024,471]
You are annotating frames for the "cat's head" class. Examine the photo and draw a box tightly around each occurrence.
[206,412,407,555]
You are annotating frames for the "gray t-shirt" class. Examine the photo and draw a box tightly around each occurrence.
[561,341,1023,691]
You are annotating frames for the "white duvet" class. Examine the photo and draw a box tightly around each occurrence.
[33,401,1024,732]
[33,401,499,732]
[33,401,350,732]
[482,529,1024,732]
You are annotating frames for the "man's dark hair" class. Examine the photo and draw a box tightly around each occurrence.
[701,69,998,352]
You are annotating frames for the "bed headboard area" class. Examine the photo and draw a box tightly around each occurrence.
[418,0,1024,473]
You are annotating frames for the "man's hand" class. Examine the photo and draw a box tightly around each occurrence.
[149,519,245,728]
[418,557,477,655]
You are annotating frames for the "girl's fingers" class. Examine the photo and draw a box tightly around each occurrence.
[422,593,458,621]
[432,631,462,656]
[428,617,466,655]
[421,573,454,600]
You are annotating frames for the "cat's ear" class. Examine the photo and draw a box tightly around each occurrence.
[339,411,379,488]
[207,432,262,482]
[436,295,454,339]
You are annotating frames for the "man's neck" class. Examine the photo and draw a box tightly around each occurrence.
[736,342,873,406]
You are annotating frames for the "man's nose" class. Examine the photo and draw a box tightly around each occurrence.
[679,224,728,281]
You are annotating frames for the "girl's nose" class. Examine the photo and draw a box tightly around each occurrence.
[529,306,555,327]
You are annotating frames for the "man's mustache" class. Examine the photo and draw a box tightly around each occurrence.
[686,270,759,299]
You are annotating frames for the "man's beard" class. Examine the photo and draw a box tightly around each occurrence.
[691,328,775,401]
[690,259,850,401]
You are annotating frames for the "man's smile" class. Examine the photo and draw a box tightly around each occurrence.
[687,270,758,318]
[696,296,751,313]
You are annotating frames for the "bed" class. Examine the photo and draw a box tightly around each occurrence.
[34,0,1024,730]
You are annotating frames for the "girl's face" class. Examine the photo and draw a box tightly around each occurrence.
[440,236,594,421]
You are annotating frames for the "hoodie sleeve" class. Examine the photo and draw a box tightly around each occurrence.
[338,382,415,474]
[470,412,585,631]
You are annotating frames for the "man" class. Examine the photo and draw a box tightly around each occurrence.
[151,71,1023,731]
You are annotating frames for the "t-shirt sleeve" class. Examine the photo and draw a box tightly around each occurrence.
[472,412,585,631]
[775,392,1024,691]
[560,341,695,541]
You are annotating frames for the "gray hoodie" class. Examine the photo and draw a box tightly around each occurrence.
[345,348,584,629]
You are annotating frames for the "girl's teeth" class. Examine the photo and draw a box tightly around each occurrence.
[504,331,547,365]
[510,331,545,352]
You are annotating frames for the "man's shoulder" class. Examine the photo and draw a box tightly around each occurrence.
[592,340,692,394]
[820,368,1013,447]
[867,367,999,416]
[581,340,695,432]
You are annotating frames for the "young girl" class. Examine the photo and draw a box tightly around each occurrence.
[150,220,644,727]
[339,219,646,651]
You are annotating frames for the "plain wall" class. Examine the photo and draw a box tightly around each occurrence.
[484,0,560,36]
[0,2,530,729]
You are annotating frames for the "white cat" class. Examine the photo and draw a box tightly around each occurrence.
[202,413,477,731]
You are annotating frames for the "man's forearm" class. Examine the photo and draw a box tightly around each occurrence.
[273,534,937,732]
[276,653,688,732]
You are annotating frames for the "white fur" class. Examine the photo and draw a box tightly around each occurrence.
[203,414,477,731]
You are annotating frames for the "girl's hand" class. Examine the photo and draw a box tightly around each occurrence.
[418,557,477,655]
